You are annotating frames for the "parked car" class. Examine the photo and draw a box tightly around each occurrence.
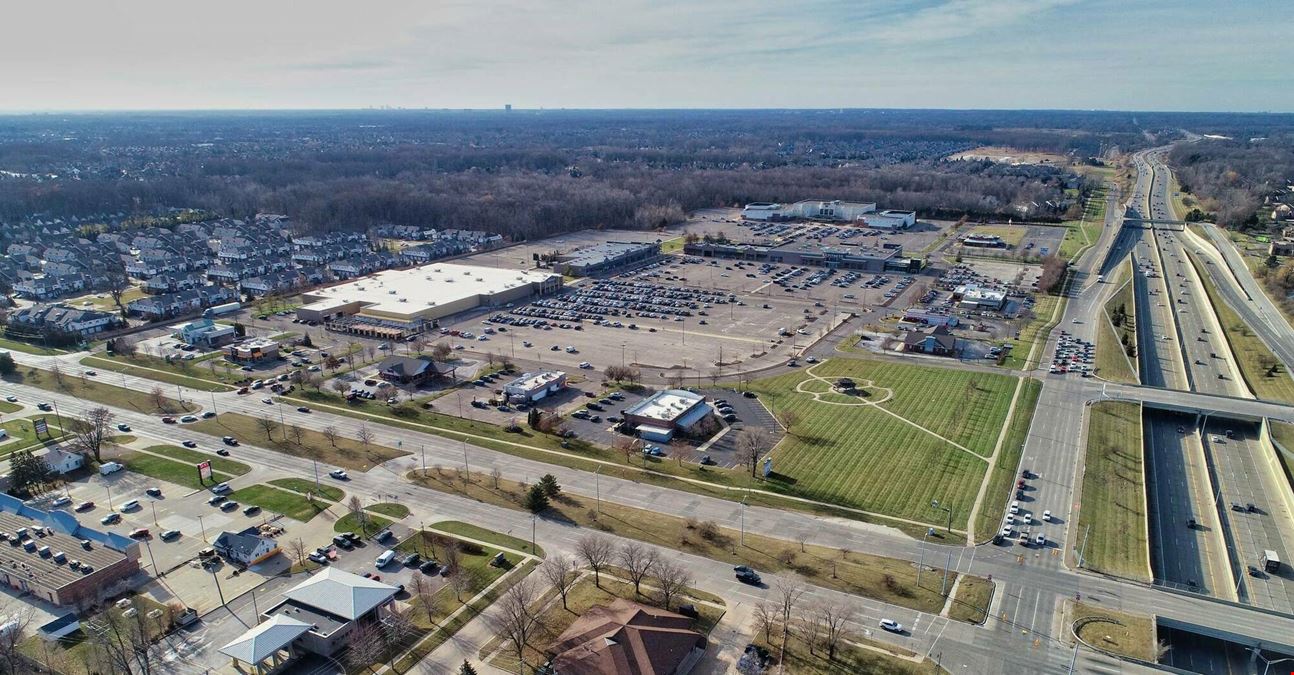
[160,529,181,541]
[100,513,121,525]
[120,499,140,512]
[75,500,95,512]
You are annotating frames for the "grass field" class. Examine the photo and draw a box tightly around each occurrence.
[949,575,995,624]
[0,417,66,457]
[188,412,408,471]
[1185,248,1294,404]
[1057,187,1109,260]
[967,225,1027,247]
[409,468,986,614]
[334,510,393,536]
[2,367,197,415]
[972,378,1042,542]
[1001,291,1065,370]
[1071,602,1156,662]
[81,355,235,392]
[430,520,544,557]
[1076,401,1151,582]
[0,400,21,414]
[144,445,250,476]
[118,451,236,489]
[267,477,344,501]
[230,484,331,521]
[747,357,1020,527]
[368,502,409,519]
[1097,260,1138,384]
[0,336,67,355]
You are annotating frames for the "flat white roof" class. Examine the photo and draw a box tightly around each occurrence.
[625,389,705,423]
[304,263,557,318]
[505,370,565,392]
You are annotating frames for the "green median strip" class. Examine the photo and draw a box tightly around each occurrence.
[81,355,235,392]
[230,484,331,521]
[1076,401,1151,582]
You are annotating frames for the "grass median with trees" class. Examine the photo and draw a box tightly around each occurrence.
[1097,259,1138,384]
[230,483,334,521]
[188,411,408,471]
[409,467,994,617]
[1076,401,1151,582]
[2,366,197,415]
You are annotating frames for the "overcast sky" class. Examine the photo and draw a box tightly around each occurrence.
[2,0,1287,112]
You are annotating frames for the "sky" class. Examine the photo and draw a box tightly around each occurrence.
[1,0,1288,112]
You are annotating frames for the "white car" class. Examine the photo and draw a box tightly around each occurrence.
[879,618,903,633]
[329,469,349,480]
[261,397,273,404]
[578,362,592,369]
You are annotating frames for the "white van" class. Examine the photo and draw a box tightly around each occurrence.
[99,462,124,476]
[376,550,396,568]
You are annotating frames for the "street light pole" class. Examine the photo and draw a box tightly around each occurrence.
[917,529,929,590]
[595,466,602,515]
[931,499,952,534]
[740,495,748,546]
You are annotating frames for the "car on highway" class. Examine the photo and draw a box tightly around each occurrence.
[222,436,238,446]
[330,470,349,480]
[261,397,273,404]
[116,423,132,432]
[181,415,198,423]
[3,396,15,403]
[296,406,311,413]
[37,403,52,411]
[162,416,176,424]
[182,440,197,448]
[735,568,761,585]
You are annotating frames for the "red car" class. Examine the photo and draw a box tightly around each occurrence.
[1017,479,1026,488]
[75,501,95,512]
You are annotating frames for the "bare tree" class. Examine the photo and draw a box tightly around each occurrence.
[347,495,368,531]
[485,576,542,675]
[288,424,306,446]
[818,601,854,661]
[735,427,769,477]
[448,565,473,602]
[442,539,462,576]
[654,559,692,611]
[409,572,435,621]
[753,602,777,643]
[775,409,799,435]
[379,608,417,668]
[104,264,132,318]
[490,466,502,489]
[255,415,278,441]
[68,406,115,462]
[774,578,805,666]
[114,336,138,357]
[356,424,375,452]
[540,554,577,610]
[0,604,33,675]
[345,620,385,672]
[323,425,339,447]
[50,362,64,387]
[331,378,350,395]
[575,534,614,587]
[287,537,308,565]
[149,384,166,411]
[86,596,167,675]
[617,541,659,596]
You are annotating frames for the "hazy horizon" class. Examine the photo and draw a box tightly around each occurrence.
[3,0,1289,113]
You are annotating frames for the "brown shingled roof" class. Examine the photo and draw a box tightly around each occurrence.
[548,598,705,675]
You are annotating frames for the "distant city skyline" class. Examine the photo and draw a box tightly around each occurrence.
[2,0,1289,112]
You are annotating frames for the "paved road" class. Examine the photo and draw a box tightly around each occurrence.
[1143,410,1232,597]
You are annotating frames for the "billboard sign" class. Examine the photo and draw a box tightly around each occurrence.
[197,461,213,482]
[33,418,49,437]
[762,457,774,478]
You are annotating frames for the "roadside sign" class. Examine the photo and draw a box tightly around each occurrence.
[197,461,212,482]
[33,418,49,438]
[762,457,773,478]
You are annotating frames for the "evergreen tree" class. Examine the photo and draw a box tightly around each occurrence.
[527,407,541,429]
[537,473,562,499]
[9,450,50,496]
[524,484,550,513]
[0,352,14,376]
[459,661,479,675]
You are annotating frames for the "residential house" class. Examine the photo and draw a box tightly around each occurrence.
[8,304,121,337]
[547,598,706,675]
[376,355,456,386]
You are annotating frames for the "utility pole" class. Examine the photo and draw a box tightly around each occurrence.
[420,444,426,474]
[941,548,952,597]
[917,529,929,590]
[462,439,470,480]
[211,391,218,415]
[1077,524,1091,568]
[740,495,747,546]
[595,466,602,515]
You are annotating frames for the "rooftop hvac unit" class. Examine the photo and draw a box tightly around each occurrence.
[398,298,407,303]
[22,541,35,552]
[53,552,66,563]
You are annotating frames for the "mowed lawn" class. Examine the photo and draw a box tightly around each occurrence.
[1097,262,1139,385]
[1077,401,1151,582]
[230,484,333,521]
[810,358,1018,456]
[749,359,1012,527]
